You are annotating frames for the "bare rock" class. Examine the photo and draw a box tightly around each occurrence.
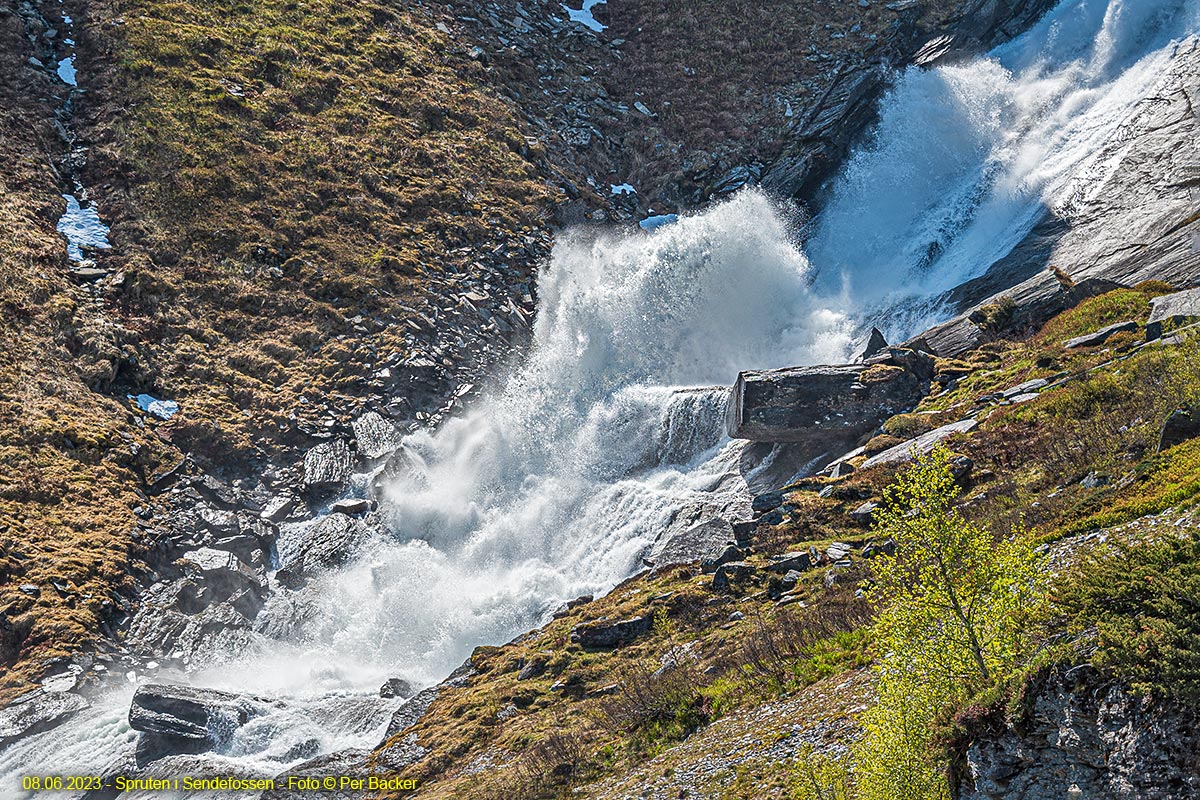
[303,439,352,495]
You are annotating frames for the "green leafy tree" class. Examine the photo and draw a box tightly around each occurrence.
[855,447,1045,800]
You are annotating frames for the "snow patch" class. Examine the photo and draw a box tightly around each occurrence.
[639,214,679,231]
[56,194,111,261]
[131,394,180,420]
[610,183,636,195]
[562,0,606,32]
[56,56,76,86]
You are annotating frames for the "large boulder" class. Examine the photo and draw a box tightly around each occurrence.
[650,517,737,567]
[302,439,353,495]
[726,348,933,446]
[352,411,402,460]
[1159,406,1200,452]
[861,418,979,469]
[129,684,274,763]
[1146,287,1200,340]
[275,513,370,586]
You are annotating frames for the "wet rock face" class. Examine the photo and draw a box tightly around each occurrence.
[129,684,274,763]
[726,348,932,446]
[956,668,1200,800]
[0,689,89,748]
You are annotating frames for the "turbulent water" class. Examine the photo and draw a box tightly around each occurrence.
[4,0,1199,791]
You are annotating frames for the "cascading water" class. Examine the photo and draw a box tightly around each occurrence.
[807,0,1200,339]
[4,0,1198,792]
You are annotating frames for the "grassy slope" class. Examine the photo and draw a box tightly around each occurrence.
[2,0,557,697]
[370,286,1200,798]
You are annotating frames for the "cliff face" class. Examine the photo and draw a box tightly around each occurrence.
[956,668,1200,800]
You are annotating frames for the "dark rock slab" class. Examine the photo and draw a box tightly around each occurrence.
[129,683,273,763]
[570,616,653,648]
[712,561,757,591]
[651,518,737,568]
[1160,406,1200,452]
[726,350,932,445]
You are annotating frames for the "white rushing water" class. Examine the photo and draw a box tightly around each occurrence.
[4,0,1199,791]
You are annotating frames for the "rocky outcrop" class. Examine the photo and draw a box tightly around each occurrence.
[1159,406,1200,453]
[955,667,1200,800]
[302,440,354,496]
[570,616,653,649]
[726,348,933,447]
[0,689,89,748]
[275,513,373,587]
[129,683,275,763]
[1147,288,1200,341]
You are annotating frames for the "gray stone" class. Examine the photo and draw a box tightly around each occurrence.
[302,439,352,495]
[956,667,1200,800]
[0,689,89,747]
[329,497,370,516]
[129,684,273,762]
[850,501,879,525]
[275,513,369,586]
[570,616,653,648]
[780,570,803,591]
[726,351,932,446]
[766,551,814,574]
[652,518,737,567]
[1063,319,1138,348]
[700,543,744,574]
[179,548,264,601]
[352,411,402,460]
[379,678,414,699]
[1147,288,1200,340]
[861,418,979,469]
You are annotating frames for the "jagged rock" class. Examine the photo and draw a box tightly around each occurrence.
[302,439,353,495]
[829,460,856,478]
[329,497,370,516]
[275,513,369,585]
[0,689,89,747]
[352,411,402,460]
[179,547,265,601]
[861,418,980,469]
[956,667,1200,800]
[518,656,548,681]
[712,561,757,591]
[129,684,271,762]
[1159,406,1200,452]
[259,494,298,523]
[700,543,744,574]
[726,350,932,445]
[1064,320,1138,348]
[652,518,738,567]
[751,491,785,513]
[379,678,414,699]
[570,616,653,648]
[1146,287,1200,340]
[858,327,888,361]
[850,501,879,525]
[780,569,803,591]
[0,610,31,667]
[766,551,814,574]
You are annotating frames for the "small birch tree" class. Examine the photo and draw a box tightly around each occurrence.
[855,446,1045,800]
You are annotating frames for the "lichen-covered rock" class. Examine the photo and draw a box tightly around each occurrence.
[1147,287,1200,340]
[570,616,653,648]
[955,667,1200,800]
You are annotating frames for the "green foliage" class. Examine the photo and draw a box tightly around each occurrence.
[854,448,1045,800]
[1053,531,1200,705]
[791,746,852,800]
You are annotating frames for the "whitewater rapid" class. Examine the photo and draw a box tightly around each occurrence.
[4,0,1198,791]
